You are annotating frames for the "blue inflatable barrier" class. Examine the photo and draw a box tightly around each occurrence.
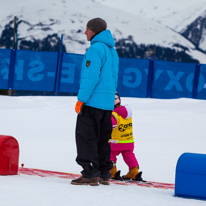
[175,153,206,200]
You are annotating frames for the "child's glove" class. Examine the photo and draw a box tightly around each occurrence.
[75,101,84,115]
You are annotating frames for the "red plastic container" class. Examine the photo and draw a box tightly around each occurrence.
[0,135,19,175]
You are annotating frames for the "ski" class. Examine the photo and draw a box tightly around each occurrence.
[111,171,151,185]
[122,179,152,185]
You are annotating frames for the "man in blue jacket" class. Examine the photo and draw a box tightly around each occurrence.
[71,18,119,186]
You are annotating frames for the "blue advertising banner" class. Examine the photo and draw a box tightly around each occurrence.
[197,64,206,100]
[117,57,149,97]
[12,50,58,91]
[59,53,83,93]
[153,60,196,99]
[0,49,11,89]
[0,48,206,100]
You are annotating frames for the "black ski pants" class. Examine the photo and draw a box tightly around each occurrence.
[75,105,113,178]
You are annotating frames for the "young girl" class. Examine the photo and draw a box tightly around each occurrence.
[109,92,140,180]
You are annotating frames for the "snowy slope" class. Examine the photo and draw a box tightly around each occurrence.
[0,95,206,206]
[0,0,206,62]
[95,0,206,32]
[96,0,206,55]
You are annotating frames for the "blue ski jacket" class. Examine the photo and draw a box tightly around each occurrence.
[77,30,119,110]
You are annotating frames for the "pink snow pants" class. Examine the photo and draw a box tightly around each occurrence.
[110,142,139,170]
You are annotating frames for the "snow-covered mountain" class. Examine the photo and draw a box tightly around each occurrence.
[0,0,206,63]
[181,11,206,52]
[96,0,206,61]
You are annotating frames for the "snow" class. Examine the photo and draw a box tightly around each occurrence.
[0,95,206,205]
[95,0,206,32]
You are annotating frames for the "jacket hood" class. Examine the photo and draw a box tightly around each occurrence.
[90,30,115,47]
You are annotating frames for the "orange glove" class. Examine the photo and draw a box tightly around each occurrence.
[75,101,84,115]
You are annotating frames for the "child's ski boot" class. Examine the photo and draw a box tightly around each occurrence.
[122,167,148,183]
[123,166,139,180]
[113,170,123,181]
[109,162,123,181]
[109,162,117,179]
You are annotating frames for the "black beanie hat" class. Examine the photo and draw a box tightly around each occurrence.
[87,18,107,34]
